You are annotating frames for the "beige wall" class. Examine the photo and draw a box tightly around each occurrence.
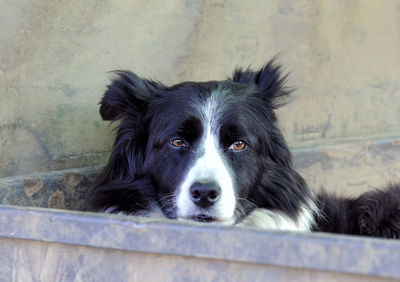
[1,1,399,193]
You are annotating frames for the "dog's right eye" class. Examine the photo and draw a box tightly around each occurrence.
[170,138,187,148]
[229,140,246,151]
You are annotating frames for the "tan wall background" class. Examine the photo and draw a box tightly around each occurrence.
[1,1,399,195]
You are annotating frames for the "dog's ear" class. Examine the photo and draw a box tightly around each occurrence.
[100,71,164,121]
[231,60,292,108]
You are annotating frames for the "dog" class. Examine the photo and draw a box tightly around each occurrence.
[88,60,400,238]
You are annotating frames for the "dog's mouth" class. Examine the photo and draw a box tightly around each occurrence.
[192,214,215,223]
[180,214,234,225]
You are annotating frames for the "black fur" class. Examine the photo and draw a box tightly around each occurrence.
[88,60,400,239]
[315,184,400,238]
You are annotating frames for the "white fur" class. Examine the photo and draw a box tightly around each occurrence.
[236,202,317,231]
[102,206,125,215]
[104,200,317,231]
[176,95,236,223]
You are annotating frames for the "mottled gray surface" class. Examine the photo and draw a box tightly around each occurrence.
[293,136,400,196]
[0,205,399,281]
[0,166,102,211]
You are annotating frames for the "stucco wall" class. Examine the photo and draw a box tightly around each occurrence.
[1,1,399,194]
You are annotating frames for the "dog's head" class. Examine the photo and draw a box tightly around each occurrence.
[90,60,312,225]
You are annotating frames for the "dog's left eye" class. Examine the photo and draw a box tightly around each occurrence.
[229,141,246,151]
[170,138,187,148]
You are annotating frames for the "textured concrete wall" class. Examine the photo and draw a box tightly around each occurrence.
[1,1,399,194]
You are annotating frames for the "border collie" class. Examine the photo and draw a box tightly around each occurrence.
[88,60,400,238]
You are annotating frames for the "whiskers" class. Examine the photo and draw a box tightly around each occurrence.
[155,193,262,225]
[157,193,177,218]
[234,197,258,222]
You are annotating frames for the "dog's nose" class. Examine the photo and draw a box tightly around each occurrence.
[190,181,221,208]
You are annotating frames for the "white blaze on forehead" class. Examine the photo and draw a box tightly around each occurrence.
[176,93,236,222]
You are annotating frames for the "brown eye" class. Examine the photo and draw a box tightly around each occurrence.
[229,141,246,151]
[171,138,186,148]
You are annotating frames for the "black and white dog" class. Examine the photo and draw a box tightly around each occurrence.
[88,60,400,238]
